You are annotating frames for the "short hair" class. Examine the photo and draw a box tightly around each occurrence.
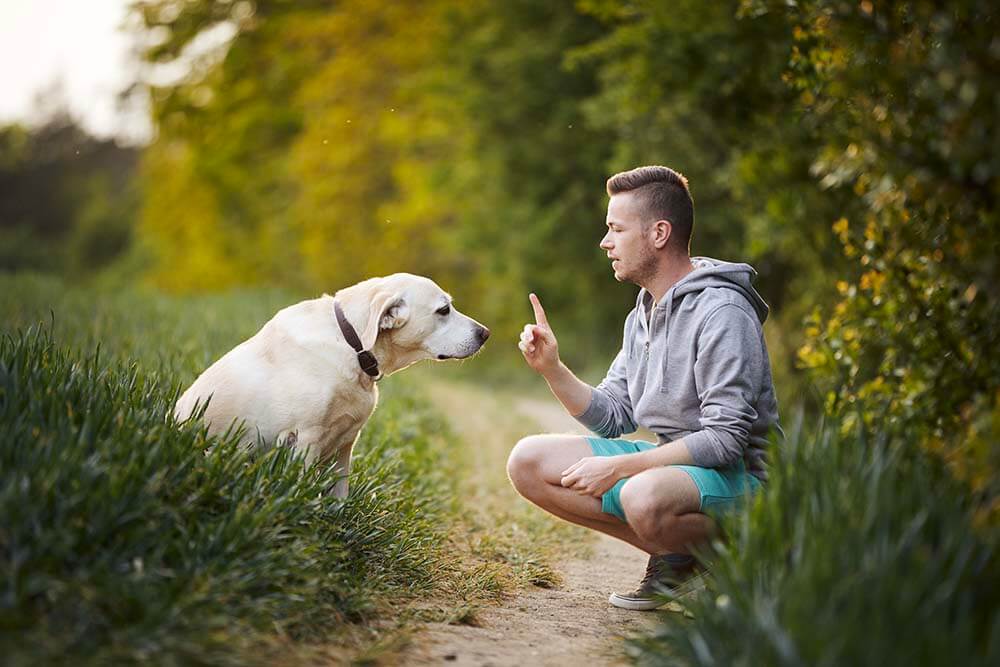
[606,165,694,253]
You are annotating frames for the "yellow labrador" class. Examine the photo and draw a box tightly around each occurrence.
[174,273,490,497]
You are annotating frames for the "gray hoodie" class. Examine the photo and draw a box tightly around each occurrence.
[576,257,782,481]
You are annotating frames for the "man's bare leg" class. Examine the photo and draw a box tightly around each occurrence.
[507,434,718,555]
[507,434,662,553]
[618,467,717,554]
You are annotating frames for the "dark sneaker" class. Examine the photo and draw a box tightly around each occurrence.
[608,554,707,611]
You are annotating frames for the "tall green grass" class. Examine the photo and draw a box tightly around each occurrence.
[0,274,464,665]
[0,273,297,379]
[630,415,1000,666]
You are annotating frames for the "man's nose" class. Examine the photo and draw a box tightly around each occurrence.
[599,234,612,249]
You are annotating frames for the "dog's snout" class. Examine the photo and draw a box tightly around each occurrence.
[477,326,491,344]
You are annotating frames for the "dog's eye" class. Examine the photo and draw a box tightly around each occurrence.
[436,305,451,316]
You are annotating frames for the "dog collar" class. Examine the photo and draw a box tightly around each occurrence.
[333,300,381,380]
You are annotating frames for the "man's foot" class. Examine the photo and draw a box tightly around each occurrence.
[608,554,706,611]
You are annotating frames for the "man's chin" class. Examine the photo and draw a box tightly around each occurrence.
[612,268,642,286]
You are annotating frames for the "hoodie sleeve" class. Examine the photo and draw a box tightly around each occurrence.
[683,304,763,468]
[574,315,638,438]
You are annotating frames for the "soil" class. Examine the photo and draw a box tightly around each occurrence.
[401,382,661,666]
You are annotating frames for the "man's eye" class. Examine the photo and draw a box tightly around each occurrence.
[436,305,451,316]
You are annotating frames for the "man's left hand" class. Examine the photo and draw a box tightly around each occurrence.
[560,456,626,498]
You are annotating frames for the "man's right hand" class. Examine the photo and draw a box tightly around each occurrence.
[519,293,560,376]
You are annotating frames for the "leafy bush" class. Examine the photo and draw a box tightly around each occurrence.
[628,417,1000,666]
[782,0,1000,516]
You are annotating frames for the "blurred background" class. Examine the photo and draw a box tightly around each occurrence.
[1,0,998,506]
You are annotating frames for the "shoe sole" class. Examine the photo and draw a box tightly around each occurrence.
[607,572,708,611]
[608,592,668,610]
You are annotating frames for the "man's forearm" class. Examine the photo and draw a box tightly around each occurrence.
[541,362,594,417]
[616,437,695,476]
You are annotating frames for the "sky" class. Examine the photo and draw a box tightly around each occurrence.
[0,0,151,143]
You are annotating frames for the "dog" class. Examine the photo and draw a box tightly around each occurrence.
[174,273,490,497]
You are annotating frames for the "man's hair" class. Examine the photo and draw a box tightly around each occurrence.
[606,165,694,253]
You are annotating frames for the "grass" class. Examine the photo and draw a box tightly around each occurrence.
[629,413,1000,666]
[0,272,571,665]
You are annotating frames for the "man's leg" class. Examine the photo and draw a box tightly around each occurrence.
[618,466,717,555]
[599,467,717,610]
[506,434,661,553]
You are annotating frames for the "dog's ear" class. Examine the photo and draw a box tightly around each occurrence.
[360,292,408,350]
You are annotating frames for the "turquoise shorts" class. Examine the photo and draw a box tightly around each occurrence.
[586,436,763,522]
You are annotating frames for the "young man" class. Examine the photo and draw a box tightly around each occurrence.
[507,165,781,610]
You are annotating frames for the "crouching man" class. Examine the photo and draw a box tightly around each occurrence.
[508,166,781,610]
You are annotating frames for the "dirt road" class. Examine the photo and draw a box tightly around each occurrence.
[403,381,657,666]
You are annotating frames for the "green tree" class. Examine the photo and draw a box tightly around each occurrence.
[0,115,138,274]
[434,0,621,365]
[135,1,493,300]
[573,0,860,397]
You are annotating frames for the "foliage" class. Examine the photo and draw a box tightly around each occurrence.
[134,1,465,293]
[628,418,1000,666]
[0,116,138,275]
[433,1,623,362]
[777,0,1000,516]
[1,329,457,666]
[131,0,627,369]
[0,273,296,380]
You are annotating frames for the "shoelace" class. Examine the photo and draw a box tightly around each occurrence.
[639,555,672,588]
[640,555,697,590]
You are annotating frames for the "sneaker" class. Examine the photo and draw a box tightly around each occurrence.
[608,554,707,611]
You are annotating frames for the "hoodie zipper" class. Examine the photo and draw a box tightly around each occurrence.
[645,302,653,358]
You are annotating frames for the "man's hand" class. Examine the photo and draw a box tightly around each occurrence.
[519,293,560,376]
[560,456,626,498]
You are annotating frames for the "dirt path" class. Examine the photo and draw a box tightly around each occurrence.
[403,380,657,666]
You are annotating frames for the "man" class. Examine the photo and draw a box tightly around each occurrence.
[507,165,781,610]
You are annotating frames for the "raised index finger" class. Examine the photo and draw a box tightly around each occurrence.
[529,293,549,327]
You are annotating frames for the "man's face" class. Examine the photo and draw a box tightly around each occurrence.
[600,191,657,284]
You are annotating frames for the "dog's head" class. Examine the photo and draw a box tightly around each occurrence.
[344,273,490,373]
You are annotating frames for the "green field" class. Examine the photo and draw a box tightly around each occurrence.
[0,274,572,665]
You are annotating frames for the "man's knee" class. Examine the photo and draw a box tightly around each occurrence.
[619,474,679,540]
[506,435,546,495]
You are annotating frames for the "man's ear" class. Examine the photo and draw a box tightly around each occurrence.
[652,219,672,250]
[360,292,408,350]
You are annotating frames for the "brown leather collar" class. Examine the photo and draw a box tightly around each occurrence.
[333,300,381,379]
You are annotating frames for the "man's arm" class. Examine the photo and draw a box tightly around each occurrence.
[559,436,695,497]
[617,437,695,472]
[520,293,636,435]
[560,305,763,498]
[539,361,594,418]
[682,305,763,468]
[519,293,593,415]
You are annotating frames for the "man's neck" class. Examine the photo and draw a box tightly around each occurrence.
[644,255,695,304]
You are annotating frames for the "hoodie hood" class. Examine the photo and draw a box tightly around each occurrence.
[665,256,770,323]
